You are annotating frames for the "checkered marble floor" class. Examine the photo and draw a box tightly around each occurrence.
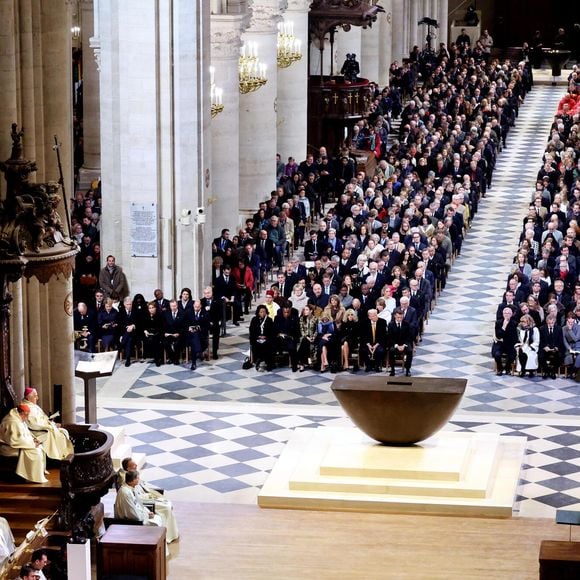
[88,85,580,519]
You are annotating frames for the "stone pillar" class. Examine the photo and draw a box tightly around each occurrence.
[79,0,101,181]
[46,265,76,422]
[239,1,283,214]
[391,0,405,65]
[0,1,18,178]
[409,0,419,53]
[438,0,448,47]
[377,1,393,87]
[361,16,380,83]
[9,280,25,396]
[210,13,249,240]
[99,0,211,297]
[0,0,77,412]
[277,0,311,163]
[334,27,362,78]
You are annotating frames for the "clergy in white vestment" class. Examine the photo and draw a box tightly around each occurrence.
[0,405,48,483]
[0,517,15,567]
[114,470,164,529]
[21,387,73,460]
[117,458,178,542]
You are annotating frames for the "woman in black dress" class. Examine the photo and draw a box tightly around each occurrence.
[492,306,518,376]
[142,301,164,366]
[249,304,274,371]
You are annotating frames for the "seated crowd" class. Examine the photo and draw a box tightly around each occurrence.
[493,81,580,379]
[211,49,532,374]
[72,46,540,377]
[74,277,224,371]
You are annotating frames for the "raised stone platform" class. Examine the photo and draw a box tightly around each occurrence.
[258,427,527,517]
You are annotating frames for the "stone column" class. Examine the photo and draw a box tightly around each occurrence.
[377,1,393,87]
[46,265,76,422]
[277,0,311,162]
[361,16,380,83]
[239,1,284,214]
[39,0,74,230]
[409,0,419,53]
[9,280,25,396]
[438,0,448,47]
[0,0,18,174]
[391,0,405,65]
[210,13,249,240]
[79,0,101,183]
[99,0,211,297]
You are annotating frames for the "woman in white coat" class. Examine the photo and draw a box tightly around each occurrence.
[515,314,540,377]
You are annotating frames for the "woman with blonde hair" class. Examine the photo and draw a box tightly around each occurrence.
[289,283,309,313]
[340,309,361,371]
[322,294,345,327]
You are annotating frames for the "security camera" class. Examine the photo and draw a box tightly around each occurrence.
[196,207,206,225]
[180,208,192,226]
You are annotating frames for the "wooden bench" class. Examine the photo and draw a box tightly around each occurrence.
[539,540,580,579]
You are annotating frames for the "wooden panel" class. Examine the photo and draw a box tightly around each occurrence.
[98,525,166,580]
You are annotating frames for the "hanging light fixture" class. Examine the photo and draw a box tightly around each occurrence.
[239,42,267,94]
[209,66,224,118]
[277,21,302,69]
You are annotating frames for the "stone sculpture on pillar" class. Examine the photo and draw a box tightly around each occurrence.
[0,125,78,416]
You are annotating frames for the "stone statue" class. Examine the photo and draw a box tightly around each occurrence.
[340,53,360,83]
[10,123,24,160]
[0,125,66,256]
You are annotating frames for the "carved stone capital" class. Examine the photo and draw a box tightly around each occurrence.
[23,250,78,284]
[248,0,287,33]
[89,36,101,72]
[211,14,251,59]
[285,0,312,12]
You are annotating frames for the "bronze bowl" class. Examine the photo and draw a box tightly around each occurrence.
[331,375,467,445]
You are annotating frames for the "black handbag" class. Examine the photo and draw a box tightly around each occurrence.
[242,357,253,370]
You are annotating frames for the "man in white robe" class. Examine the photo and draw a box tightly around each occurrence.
[117,458,178,542]
[0,405,47,484]
[21,387,73,460]
[114,470,163,528]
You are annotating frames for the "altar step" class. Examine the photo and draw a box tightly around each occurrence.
[259,427,527,518]
[0,472,61,543]
[98,425,145,471]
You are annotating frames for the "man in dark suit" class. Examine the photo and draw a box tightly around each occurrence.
[89,289,106,316]
[201,286,222,359]
[163,299,186,364]
[274,272,293,299]
[118,296,141,366]
[255,229,276,277]
[212,228,233,258]
[323,228,343,258]
[273,305,300,371]
[214,264,241,326]
[304,230,323,261]
[539,315,565,379]
[153,288,170,313]
[184,300,209,370]
[495,290,519,321]
[387,309,414,376]
[399,296,419,341]
[361,309,387,372]
[74,302,97,353]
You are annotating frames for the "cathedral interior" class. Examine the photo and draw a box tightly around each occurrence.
[1,0,580,578]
